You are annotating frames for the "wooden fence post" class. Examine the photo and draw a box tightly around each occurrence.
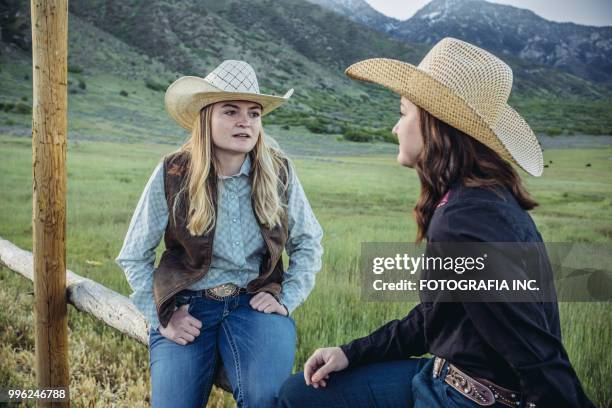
[31,0,70,406]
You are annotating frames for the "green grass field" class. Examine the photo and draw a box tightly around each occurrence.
[1,133,611,407]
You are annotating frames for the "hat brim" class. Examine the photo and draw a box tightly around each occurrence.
[165,76,294,131]
[345,58,543,176]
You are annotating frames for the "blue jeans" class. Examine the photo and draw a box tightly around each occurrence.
[278,358,507,407]
[149,291,296,408]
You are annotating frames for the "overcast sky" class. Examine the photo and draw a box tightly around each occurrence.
[365,0,612,26]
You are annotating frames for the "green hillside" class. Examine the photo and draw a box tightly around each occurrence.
[1,0,611,144]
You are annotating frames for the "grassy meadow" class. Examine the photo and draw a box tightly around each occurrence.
[0,133,611,407]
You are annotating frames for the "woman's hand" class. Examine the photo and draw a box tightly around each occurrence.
[158,304,202,345]
[249,292,288,316]
[303,347,349,388]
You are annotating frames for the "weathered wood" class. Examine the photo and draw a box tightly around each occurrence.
[0,237,233,392]
[0,237,149,344]
[31,1,70,405]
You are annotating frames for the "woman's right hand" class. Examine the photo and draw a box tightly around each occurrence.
[158,304,202,345]
[303,347,349,388]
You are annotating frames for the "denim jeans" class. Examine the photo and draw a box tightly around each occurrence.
[149,291,296,408]
[278,357,508,407]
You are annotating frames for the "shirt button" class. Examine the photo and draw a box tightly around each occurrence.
[233,241,239,246]
[232,218,238,223]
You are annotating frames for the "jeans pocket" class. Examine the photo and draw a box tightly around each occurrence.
[187,296,196,314]
[148,326,163,351]
[175,294,191,309]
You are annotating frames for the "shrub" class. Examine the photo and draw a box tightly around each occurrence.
[378,131,398,145]
[304,117,343,134]
[78,80,86,90]
[12,102,31,115]
[305,122,327,134]
[342,128,373,142]
[120,90,129,97]
[369,128,397,144]
[304,118,329,134]
[145,79,166,92]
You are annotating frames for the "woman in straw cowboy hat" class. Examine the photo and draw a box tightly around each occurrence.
[116,60,323,407]
[278,38,594,407]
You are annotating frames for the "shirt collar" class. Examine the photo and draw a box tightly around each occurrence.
[218,154,251,180]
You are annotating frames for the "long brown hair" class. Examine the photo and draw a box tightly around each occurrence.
[413,107,538,242]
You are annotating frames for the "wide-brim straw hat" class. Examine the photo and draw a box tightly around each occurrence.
[345,37,543,176]
[165,60,294,131]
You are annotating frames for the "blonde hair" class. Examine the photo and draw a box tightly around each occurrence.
[167,104,289,236]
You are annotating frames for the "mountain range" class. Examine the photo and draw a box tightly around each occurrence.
[309,0,612,84]
[1,0,611,143]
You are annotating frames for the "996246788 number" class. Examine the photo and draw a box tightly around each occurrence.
[0,388,69,402]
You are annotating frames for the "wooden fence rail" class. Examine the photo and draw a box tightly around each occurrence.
[0,235,233,392]
[0,236,148,345]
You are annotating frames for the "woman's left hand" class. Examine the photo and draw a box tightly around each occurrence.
[249,292,288,316]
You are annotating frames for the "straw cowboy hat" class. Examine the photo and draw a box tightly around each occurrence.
[345,37,544,176]
[165,60,294,131]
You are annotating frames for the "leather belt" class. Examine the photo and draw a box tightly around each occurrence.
[180,283,246,301]
[433,357,532,407]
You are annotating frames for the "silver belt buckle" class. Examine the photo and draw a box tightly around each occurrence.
[207,283,239,299]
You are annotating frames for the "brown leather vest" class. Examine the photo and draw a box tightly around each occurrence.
[153,151,289,327]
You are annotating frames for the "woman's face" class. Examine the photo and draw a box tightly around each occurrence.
[392,96,424,167]
[210,100,262,156]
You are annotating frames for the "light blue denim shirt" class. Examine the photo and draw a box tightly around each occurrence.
[115,155,323,330]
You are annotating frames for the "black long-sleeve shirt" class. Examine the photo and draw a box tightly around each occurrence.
[340,184,595,408]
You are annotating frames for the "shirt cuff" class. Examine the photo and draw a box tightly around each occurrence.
[148,316,161,332]
[279,292,301,315]
[129,290,160,332]
[339,342,362,369]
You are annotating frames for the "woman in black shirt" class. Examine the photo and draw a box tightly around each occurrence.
[277,38,595,408]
